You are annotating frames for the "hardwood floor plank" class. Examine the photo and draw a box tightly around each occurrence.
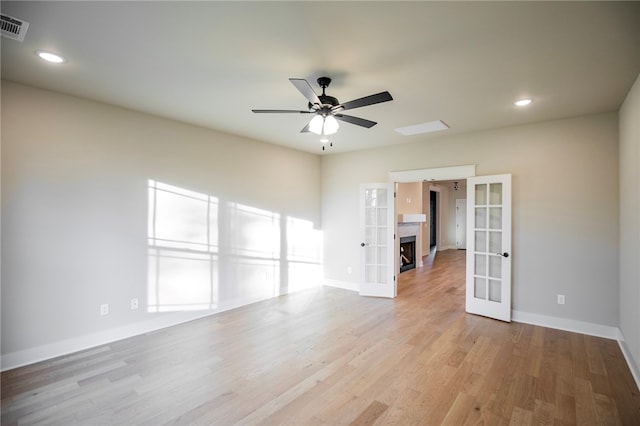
[555,392,577,424]
[2,249,639,425]
[574,377,600,425]
[509,406,534,425]
[348,399,388,426]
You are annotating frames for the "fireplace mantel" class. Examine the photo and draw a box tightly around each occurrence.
[398,213,426,223]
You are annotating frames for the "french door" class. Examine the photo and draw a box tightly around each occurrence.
[359,183,396,298]
[466,174,512,321]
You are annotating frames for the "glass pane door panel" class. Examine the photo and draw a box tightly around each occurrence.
[489,231,502,254]
[475,254,486,275]
[489,183,503,205]
[489,207,502,229]
[475,184,488,205]
[377,266,387,283]
[475,207,487,229]
[377,208,388,225]
[475,231,487,252]
[365,210,375,226]
[489,279,502,302]
[365,227,375,243]
[377,191,387,208]
[474,277,487,300]
[366,247,376,262]
[489,256,502,278]
[377,228,387,245]
[365,190,376,208]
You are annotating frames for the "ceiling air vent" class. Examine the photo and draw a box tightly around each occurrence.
[1,14,29,42]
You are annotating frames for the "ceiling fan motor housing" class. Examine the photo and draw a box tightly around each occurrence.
[308,77,339,110]
[309,95,339,111]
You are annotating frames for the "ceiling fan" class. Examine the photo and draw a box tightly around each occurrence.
[252,77,393,149]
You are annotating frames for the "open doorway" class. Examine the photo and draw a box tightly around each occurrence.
[391,165,474,298]
[397,179,467,298]
[430,190,437,248]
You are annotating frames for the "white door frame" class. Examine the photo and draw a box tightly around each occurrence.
[390,165,477,184]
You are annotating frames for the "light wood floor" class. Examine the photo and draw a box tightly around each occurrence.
[2,249,640,425]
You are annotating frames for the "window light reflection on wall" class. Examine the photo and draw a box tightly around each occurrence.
[146,180,322,313]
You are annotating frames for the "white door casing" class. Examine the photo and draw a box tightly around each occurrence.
[465,174,512,322]
[359,183,396,298]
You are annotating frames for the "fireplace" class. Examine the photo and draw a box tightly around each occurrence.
[400,236,416,272]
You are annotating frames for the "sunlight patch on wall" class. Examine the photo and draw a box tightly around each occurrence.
[228,203,281,301]
[147,180,322,313]
[148,180,218,312]
[287,216,323,291]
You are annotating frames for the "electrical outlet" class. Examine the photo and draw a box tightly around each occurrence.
[557,294,565,305]
[100,303,109,316]
[131,298,139,310]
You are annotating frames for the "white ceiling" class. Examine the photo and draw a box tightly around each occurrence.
[2,1,639,155]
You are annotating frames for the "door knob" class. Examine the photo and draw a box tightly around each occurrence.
[497,252,509,258]
[361,242,367,247]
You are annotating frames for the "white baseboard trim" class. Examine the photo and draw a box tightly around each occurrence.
[617,331,640,392]
[0,293,289,372]
[323,278,359,292]
[512,310,620,340]
[1,311,215,372]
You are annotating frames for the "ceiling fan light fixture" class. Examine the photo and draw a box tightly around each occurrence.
[309,114,339,136]
[323,115,339,135]
[308,115,324,135]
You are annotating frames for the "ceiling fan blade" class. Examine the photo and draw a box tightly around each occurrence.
[334,91,393,112]
[252,109,312,114]
[300,122,311,133]
[290,78,322,106]
[334,114,377,128]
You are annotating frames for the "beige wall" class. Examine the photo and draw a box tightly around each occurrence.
[321,112,619,327]
[1,81,321,366]
[619,72,640,380]
[396,182,422,215]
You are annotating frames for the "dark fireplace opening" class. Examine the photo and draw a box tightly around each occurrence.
[400,236,416,272]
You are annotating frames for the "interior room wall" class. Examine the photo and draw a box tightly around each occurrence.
[619,72,640,381]
[396,182,422,215]
[321,112,619,330]
[396,182,424,264]
[1,81,322,369]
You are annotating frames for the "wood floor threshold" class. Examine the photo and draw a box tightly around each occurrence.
[2,250,639,425]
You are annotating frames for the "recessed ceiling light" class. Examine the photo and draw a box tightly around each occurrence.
[514,98,533,107]
[35,50,65,63]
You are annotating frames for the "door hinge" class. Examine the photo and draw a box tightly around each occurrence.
[394,191,396,198]
[394,275,396,282]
